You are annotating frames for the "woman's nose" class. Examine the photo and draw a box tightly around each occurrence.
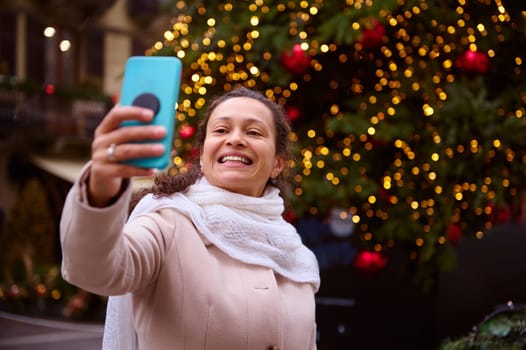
[226,130,246,147]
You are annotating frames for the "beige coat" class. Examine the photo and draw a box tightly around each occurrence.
[60,165,317,349]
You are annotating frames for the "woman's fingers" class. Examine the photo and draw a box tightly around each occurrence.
[91,161,155,181]
[91,104,167,165]
[94,104,155,136]
[87,104,167,206]
[93,124,166,151]
[93,142,165,164]
[88,156,157,207]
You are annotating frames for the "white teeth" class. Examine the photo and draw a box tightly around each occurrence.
[221,155,251,164]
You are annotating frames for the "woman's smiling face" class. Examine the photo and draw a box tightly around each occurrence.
[200,96,284,197]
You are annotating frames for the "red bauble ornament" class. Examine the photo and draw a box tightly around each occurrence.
[359,18,386,50]
[487,202,511,224]
[283,210,298,224]
[285,105,302,122]
[367,135,387,148]
[188,147,200,160]
[179,124,195,139]
[446,223,462,245]
[456,49,489,74]
[377,188,393,205]
[280,44,311,75]
[354,250,388,273]
[44,84,55,95]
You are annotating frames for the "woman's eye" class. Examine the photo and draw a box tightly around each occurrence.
[247,129,262,136]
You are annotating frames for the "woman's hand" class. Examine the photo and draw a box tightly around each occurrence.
[88,105,167,207]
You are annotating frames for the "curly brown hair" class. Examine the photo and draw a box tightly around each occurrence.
[131,87,294,210]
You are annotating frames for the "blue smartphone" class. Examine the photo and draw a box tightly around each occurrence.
[119,56,182,169]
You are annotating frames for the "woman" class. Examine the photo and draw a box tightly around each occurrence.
[60,87,320,349]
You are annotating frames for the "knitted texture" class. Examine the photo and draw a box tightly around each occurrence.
[102,178,319,349]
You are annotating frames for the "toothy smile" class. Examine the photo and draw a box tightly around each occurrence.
[219,155,252,165]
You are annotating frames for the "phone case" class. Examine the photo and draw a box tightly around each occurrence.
[119,56,182,169]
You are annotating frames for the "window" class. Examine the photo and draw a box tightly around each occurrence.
[86,29,103,84]
[26,15,46,83]
[0,10,16,77]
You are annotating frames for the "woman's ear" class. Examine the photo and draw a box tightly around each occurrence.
[271,155,286,179]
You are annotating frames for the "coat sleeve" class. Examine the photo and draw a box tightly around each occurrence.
[60,163,170,296]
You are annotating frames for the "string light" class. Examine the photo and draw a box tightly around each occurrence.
[147,0,524,282]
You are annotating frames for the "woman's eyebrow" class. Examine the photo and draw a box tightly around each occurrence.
[213,116,268,127]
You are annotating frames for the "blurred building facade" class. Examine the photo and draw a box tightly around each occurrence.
[0,0,169,215]
[0,2,169,318]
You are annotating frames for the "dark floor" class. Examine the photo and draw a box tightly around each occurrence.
[0,311,103,350]
[2,221,525,350]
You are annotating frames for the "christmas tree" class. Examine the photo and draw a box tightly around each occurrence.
[148,0,526,289]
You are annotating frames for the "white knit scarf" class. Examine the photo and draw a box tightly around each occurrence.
[102,177,320,349]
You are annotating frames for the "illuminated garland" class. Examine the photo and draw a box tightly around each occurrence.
[147,0,526,288]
